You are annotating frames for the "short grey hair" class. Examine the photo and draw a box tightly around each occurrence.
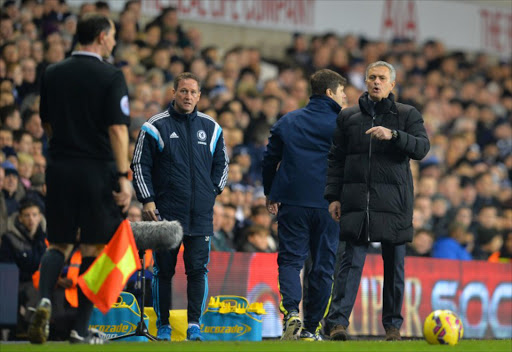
[365,61,396,82]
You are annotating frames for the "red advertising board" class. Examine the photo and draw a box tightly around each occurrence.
[171,252,511,338]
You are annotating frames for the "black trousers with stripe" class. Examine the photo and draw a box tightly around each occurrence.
[152,235,211,328]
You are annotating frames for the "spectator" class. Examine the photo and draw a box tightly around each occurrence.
[149,45,172,82]
[237,204,276,251]
[472,205,500,243]
[431,194,451,236]
[0,198,47,338]
[13,37,28,58]
[0,127,14,149]
[22,110,45,146]
[0,14,15,45]
[438,174,462,209]
[0,78,16,107]
[412,205,427,231]
[148,6,188,48]
[416,175,438,198]
[123,0,142,30]
[453,206,473,229]
[1,41,19,65]
[1,58,7,78]
[419,156,442,179]
[232,146,253,184]
[245,95,281,144]
[245,47,278,88]
[26,172,45,214]
[17,152,34,189]
[285,32,310,67]
[432,222,472,260]
[94,1,111,18]
[239,225,273,253]
[414,195,433,230]
[18,57,39,100]
[215,203,237,251]
[1,161,25,216]
[230,183,248,223]
[32,154,46,174]
[406,228,434,257]
[12,129,33,154]
[488,231,512,263]
[211,202,234,252]
[0,104,22,130]
[21,21,38,42]
[226,161,243,185]
[78,3,96,18]
[473,172,500,213]
[3,145,17,167]
[472,227,503,260]
[460,177,477,207]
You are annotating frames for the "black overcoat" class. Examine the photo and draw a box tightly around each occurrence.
[324,92,430,243]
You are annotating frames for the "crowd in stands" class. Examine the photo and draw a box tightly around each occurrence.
[0,0,511,338]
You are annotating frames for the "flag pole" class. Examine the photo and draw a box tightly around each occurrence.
[109,249,157,341]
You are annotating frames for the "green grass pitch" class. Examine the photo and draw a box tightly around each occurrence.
[1,339,511,352]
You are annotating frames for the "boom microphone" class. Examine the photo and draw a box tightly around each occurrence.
[130,220,183,251]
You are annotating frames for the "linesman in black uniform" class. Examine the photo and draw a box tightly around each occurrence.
[28,14,131,345]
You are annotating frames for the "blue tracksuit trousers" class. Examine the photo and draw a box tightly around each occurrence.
[277,204,338,332]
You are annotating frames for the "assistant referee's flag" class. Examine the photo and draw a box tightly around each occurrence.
[77,219,141,314]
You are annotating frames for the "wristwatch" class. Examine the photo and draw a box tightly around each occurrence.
[117,171,129,178]
[391,129,399,141]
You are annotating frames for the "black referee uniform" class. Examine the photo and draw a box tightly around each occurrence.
[40,51,130,244]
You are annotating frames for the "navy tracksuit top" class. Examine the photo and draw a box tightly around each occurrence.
[262,95,341,209]
[131,102,229,236]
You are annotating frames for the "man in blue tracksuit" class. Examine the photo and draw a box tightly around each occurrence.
[131,72,228,341]
[262,69,347,341]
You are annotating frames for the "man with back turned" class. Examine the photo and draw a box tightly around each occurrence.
[262,69,346,341]
[28,14,131,345]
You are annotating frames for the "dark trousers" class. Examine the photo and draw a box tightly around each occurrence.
[152,235,211,328]
[321,240,345,334]
[277,205,338,332]
[327,241,405,330]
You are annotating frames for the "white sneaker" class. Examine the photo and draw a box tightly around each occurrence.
[69,328,106,344]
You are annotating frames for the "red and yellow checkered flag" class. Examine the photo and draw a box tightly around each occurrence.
[78,219,141,314]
